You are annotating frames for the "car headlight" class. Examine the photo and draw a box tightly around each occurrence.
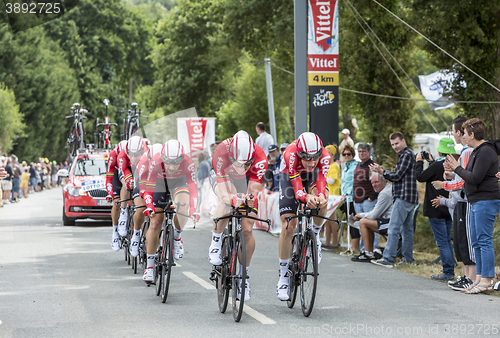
[68,187,80,197]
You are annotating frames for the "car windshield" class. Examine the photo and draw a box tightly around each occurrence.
[73,158,107,176]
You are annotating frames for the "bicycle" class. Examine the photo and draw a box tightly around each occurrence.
[209,197,271,322]
[95,99,118,150]
[66,102,91,157]
[116,191,135,267]
[285,203,340,317]
[118,102,148,140]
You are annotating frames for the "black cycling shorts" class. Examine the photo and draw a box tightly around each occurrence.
[209,169,250,195]
[279,170,320,216]
[152,176,188,208]
[112,171,122,197]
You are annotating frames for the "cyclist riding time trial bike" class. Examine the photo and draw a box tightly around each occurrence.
[210,196,270,322]
[285,203,340,317]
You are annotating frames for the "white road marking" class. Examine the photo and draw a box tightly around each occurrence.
[183,271,276,325]
[183,271,215,290]
[228,299,277,325]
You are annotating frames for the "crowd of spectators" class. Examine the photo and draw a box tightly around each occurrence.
[0,154,64,207]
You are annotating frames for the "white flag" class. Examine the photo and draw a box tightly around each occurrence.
[418,70,459,110]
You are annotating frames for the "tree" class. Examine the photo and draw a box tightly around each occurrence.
[411,0,500,138]
[0,24,79,161]
[0,83,25,153]
[339,0,417,163]
[151,0,234,117]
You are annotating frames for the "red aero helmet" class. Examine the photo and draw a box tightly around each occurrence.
[296,132,323,160]
[161,140,185,164]
[229,130,256,165]
[126,136,145,157]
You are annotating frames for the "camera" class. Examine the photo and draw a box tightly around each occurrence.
[420,151,430,160]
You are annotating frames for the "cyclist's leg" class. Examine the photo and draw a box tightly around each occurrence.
[208,181,233,265]
[111,172,122,250]
[277,172,298,300]
[130,193,145,257]
[172,189,189,259]
[117,171,129,236]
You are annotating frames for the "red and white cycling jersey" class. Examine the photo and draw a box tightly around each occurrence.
[280,141,330,202]
[211,138,268,185]
[144,153,198,216]
[105,147,120,197]
[117,147,145,186]
[136,148,152,197]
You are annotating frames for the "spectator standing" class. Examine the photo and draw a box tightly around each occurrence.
[268,144,281,192]
[415,138,455,280]
[255,122,274,157]
[11,155,22,202]
[352,143,379,251]
[340,144,360,253]
[197,152,211,209]
[2,157,13,205]
[339,129,354,170]
[431,115,476,291]
[29,163,37,193]
[444,118,500,294]
[370,131,419,268]
[206,142,220,170]
[21,167,29,198]
[51,161,58,187]
[324,145,341,249]
[280,143,289,156]
[351,172,393,262]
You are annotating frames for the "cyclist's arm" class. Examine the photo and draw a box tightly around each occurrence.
[184,159,199,216]
[118,150,132,184]
[105,150,117,197]
[315,149,331,200]
[137,152,149,197]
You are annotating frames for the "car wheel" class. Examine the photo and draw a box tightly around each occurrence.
[63,204,76,226]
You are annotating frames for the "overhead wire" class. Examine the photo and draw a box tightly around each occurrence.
[344,0,439,132]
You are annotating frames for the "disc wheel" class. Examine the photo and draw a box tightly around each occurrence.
[161,222,174,303]
[300,229,318,317]
[231,231,246,322]
[217,229,230,313]
[287,234,299,309]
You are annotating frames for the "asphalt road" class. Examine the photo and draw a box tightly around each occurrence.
[1,188,499,338]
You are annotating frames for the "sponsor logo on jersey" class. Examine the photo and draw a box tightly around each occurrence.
[254,159,267,180]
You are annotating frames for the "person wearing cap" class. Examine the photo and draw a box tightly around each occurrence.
[339,128,354,170]
[279,143,289,156]
[268,144,281,192]
[415,137,456,281]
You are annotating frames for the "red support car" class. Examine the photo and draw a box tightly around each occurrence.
[61,151,112,226]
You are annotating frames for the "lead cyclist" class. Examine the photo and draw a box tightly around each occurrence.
[276,132,331,301]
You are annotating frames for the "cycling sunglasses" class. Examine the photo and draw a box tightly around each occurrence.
[297,151,321,161]
[127,149,144,158]
[230,157,254,167]
[162,155,184,165]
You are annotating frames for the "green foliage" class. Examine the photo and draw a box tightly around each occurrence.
[411,0,500,138]
[215,58,293,144]
[151,0,234,117]
[0,83,25,153]
[339,0,417,165]
[0,24,79,162]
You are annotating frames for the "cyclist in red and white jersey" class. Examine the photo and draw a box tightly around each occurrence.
[208,130,268,301]
[106,140,127,251]
[276,132,330,301]
[117,136,149,258]
[141,140,198,283]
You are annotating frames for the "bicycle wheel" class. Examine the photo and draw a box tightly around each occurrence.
[300,229,318,317]
[231,231,246,322]
[70,125,78,156]
[155,240,162,296]
[129,121,139,138]
[161,221,174,303]
[287,233,300,309]
[217,229,230,313]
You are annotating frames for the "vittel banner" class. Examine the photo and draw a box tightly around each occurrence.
[177,118,216,159]
[308,0,339,146]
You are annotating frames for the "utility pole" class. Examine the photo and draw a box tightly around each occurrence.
[294,0,308,138]
[264,58,277,143]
